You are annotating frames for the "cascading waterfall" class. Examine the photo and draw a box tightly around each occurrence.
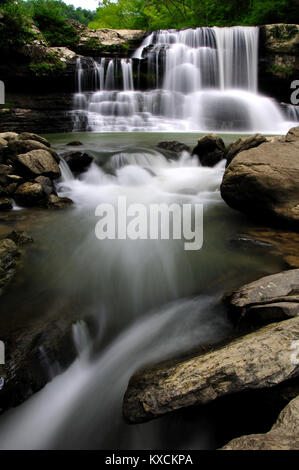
[71,26,297,133]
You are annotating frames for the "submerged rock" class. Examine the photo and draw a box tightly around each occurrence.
[157,141,191,154]
[224,269,299,326]
[7,230,33,246]
[66,141,83,146]
[221,126,299,228]
[221,395,299,450]
[192,134,226,166]
[123,317,299,423]
[226,134,267,166]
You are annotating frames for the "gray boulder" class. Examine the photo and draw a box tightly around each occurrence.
[221,126,299,228]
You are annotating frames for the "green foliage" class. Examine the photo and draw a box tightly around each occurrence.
[23,0,80,47]
[0,0,35,51]
[29,59,66,76]
[24,0,96,26]
[90,0,294,30]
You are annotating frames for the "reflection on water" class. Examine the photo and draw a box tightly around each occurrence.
[0,133,285,449]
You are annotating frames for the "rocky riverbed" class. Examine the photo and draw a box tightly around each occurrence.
[0,127,298,449]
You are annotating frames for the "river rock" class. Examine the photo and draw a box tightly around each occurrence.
[123,317,299,423]
[0,132,18,141]
[226,134,267,166]
[7,230,33,246]
[220,127,299,228]
[34,175,54,195]
[192,134,226,166]
[7,139,59,162]
[14,182,46,207]
[16,149,61,179]
[0,238,20,294]
[221,395,299,450]
[224,269,299,326]
[17,132,51,148]
[0,197,12,211]
[157,141,191,154]
[46,194,73,209]
[63,151,93,174]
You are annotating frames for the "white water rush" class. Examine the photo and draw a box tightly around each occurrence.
[71,26,297,133]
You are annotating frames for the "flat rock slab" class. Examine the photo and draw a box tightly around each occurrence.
[225,268,299,324]
[221,395,299,450]
[123,317,299,423]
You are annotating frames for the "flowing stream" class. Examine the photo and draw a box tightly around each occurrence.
[0,133,286,449]
[72,26,298,133]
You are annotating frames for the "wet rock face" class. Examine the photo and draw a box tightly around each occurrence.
[220,126,299,229]
[62,151,93,174]
[259,24,299,101]
[224,269,299,327]
[221,395,299,450]
[123,317,299,423]
[192,134,226,167]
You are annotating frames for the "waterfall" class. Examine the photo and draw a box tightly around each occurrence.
[71,26,297,133]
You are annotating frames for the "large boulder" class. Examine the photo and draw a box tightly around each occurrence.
[220,127,299,229]
[17,132,51,148]
[192,134,226,166]
[221,395,299,450]
[123,317,299,423]
[0,132,18,142]
[7,139,59,162]
[63,151,93,174]
[16,149,61,179]
[226,134,267,166]
[224,269,299,326]
[14,182,46,207]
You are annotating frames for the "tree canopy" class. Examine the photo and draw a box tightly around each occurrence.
[89,0,296,30]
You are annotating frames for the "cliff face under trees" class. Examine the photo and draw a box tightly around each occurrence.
[0,23,298,134]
